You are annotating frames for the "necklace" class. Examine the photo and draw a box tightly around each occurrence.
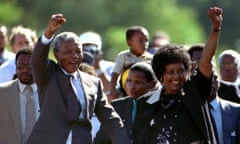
[161,99,175,109]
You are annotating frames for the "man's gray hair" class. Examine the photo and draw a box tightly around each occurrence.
[218,49,240,70]
[53,32,81,52]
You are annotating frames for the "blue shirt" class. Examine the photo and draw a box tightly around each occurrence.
[210,98,224,144]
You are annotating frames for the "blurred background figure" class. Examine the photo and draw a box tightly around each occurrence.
[79,31,115,94]
[110,26,152,102]
[0,25,37,83]
[218,49,240,103]
[187,43,206,75]
[0,24,15,66]
[147,31,170,55]
[82,51,95,66]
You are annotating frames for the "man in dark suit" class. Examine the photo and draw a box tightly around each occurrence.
[94,62,160,144]
[206,73,240,144]
[27,14,131,144]
[209,97,240,144]
[0,47,39,144]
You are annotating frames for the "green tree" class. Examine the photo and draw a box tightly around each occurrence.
[0,1,23,27]
[16,0,206,60]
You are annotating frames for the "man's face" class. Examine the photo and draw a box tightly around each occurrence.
[0,28,8,51]
[16,53,33,85]
[126,70,153,99]
[54,40,83,73]
[220,55,239,82]
[11,34,33,53]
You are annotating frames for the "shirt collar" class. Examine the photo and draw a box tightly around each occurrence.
[221,80,239,86]
[129,50,150,58]
[210,98,220,111]
[18,80,37,93]
[146,86,163,104]
[138,85,162,100]
[61,67,79,80]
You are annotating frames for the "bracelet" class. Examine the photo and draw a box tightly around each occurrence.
[211,26,221,32]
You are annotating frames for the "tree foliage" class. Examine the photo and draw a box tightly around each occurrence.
[3,0,234,60]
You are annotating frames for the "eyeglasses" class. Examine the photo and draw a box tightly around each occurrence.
[83,44,100,56]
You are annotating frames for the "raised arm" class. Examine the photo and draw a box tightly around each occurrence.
[199,7,223,79]
[31,14,66,85]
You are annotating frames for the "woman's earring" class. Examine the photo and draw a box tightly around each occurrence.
[180,88,185,96]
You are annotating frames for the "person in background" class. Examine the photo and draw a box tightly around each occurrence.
[0,47,39,144]
[94,62,160,144]
[147,31,170,55]
[27,13,131,144]
[109,25,153,102]
[218,49,240,103]
[0,25,37,83]
[79,31,115,94]
[0,24,15,65]
[132,6,223,144]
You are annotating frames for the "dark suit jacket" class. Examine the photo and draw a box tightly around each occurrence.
[218,81,240,103]
[94,96,134,144]
[0,80,21,144]
[27,38,131,144]
[215,98,240,144]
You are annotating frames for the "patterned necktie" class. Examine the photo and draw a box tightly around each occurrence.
[22,85,36,143]
[67,75,81,122]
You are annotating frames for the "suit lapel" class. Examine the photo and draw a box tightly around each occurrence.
[220,101,233,135]
[5,80,21,142]
[56,71,69,108]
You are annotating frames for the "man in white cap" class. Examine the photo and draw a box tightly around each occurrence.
[79,31,114,94]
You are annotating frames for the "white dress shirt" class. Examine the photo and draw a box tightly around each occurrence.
[0,58,16,83]
[61,69,87,144]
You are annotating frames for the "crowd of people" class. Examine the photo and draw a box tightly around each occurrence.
[0,6,240,144]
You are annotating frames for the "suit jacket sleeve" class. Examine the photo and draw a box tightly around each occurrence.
[31,38,56,106]
[31,37,52,87]
[94,81,131,144]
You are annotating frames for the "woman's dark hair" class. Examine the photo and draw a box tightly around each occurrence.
[152,44,191,81]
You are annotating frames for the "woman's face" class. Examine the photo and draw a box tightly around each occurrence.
[161,63,187,95]
[126,70,152,99]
